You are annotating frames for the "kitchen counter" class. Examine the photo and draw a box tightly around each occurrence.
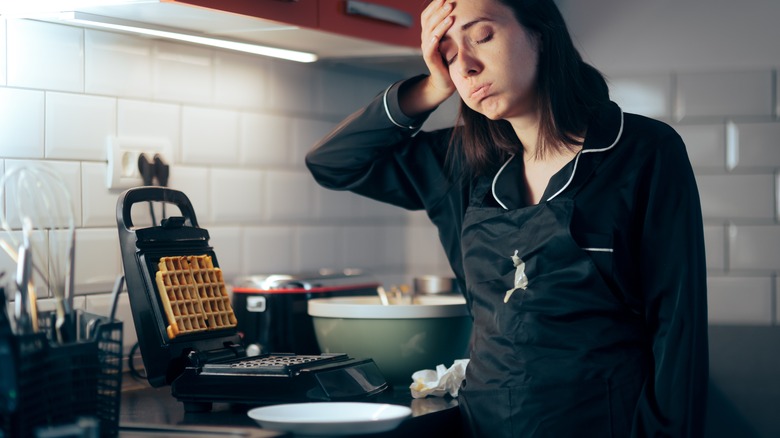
[119,378,464,437]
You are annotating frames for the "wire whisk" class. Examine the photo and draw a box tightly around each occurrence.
[0,163,77,342]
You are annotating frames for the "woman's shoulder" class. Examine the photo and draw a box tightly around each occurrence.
[615,112,694,177]
[622,112,680,141]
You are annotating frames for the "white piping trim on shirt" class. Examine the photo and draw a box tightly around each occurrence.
[491,153,516,210]
[491,109,624,209]
[582,247,614,253]
[546,109,625,201]
[383,84,415,130]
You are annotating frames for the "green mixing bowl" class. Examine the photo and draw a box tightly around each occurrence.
[307,295,472,386]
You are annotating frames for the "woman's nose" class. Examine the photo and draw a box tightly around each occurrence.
[457,49,482,77]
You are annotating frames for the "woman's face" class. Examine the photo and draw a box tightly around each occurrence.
[438,0,540,121]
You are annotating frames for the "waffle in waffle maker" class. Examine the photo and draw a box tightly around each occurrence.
[116,187,388,412]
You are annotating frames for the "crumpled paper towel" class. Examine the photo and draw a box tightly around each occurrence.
[409,359,470,399]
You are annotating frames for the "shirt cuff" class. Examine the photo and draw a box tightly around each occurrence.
[383,75,436,131]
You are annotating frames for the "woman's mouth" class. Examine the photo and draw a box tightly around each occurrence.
[470,84,491,100]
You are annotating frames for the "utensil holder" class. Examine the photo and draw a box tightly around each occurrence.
[1,310,123,438]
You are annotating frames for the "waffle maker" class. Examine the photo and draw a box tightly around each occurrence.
[116,187,388,412]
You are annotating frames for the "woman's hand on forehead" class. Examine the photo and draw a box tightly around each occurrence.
[420,0,457,97]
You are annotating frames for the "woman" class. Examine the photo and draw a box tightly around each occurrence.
[306,0,708,436]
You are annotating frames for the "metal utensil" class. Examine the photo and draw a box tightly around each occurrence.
[0,273,13,336]
[14,220,35,335]
[376,286,390,306]
[56,230,77,343]
[0,165,76,342]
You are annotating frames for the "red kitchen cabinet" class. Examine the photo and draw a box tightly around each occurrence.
[165,0,423,49]
[319,1,423,48]
[164,0,319,28]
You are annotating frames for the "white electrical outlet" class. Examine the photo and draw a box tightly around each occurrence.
[106,137,173,189]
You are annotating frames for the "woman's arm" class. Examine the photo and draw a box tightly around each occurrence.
[632,131,709,437]
[305,77,456,211]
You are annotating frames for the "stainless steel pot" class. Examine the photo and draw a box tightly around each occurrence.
[413,275,457,295]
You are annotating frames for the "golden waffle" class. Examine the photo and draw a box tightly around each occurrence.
[155,255,237,339]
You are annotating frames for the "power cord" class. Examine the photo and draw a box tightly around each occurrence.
[153,154,170,220]
[137,153,171,225]
[128,341,147,381]
[138,153,157,225]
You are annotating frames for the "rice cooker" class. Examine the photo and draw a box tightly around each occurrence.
[231,270,379,355]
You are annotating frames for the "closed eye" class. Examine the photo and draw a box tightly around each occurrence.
[476,33,493,44]
[445,33,493,66]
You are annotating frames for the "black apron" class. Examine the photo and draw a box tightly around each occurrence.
[457,160,649,438]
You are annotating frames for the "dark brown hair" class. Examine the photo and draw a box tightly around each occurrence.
[450,0,610,175]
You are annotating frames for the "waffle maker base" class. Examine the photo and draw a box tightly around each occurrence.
[117,188,388,412]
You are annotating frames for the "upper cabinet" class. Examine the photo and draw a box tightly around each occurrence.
[165,0,422,49]
[319,0,422,48]
[165,0,320,29]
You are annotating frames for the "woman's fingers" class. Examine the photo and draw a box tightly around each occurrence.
[421,0,454,44]
[420,0,456,96]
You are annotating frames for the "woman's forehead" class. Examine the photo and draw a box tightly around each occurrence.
[443,0,516,37]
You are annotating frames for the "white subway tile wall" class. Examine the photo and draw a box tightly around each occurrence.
[264,170,314,221]
[239,113,291,166]
[728,224,780,272]
[152,41,213,105]
[6,20,83,92]
[81,161,117,227]
[675,70,774,122]
[297,226,344,272]
[0,87,45,159]
[214,51,269,110]
[207,226,243,281]
[71,227,122,294]
[608,74,672,121]
[1,15,778,362]
[242,226,296,274]
[0,19,6,85]
[45,92,116,160]
[707,276,773,325]
[696,174,775,220]
[85,30,153,99]
[703,225,725,271]
[728,122,780,170]
[181,106,240,165]
[210,167,264,224]
[676,124,726,170]
[117,100,181,157]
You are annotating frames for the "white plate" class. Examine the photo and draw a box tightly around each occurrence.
[247,402,412,436]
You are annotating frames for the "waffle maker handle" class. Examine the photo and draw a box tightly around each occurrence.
[117,187,199,230]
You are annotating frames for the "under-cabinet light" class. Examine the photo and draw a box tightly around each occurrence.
[58,11,318,63]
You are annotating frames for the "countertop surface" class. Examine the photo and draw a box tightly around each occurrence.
[119,378,463,437]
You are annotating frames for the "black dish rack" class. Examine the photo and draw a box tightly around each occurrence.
[1,310,123,438]
[116,187,387,413]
